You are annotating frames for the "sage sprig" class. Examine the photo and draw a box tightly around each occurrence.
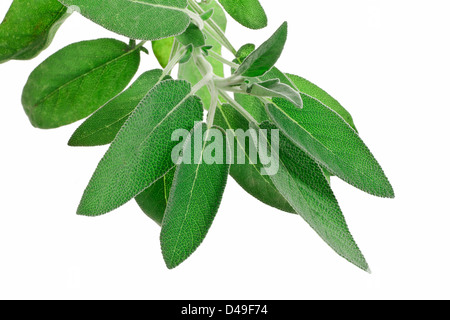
[0,0,394,271]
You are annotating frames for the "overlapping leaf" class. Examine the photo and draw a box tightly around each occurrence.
[161,123,230,269]
[266,91,394,198]
[0,0,69,64]
[58,0,191,40]
[69,69,168,146]
[77,80,203,216]
[260,122,369,271]
[22,38,141,129]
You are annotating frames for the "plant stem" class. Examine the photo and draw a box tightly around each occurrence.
[188,0,237,55]
[162,44,185,78]
[208,50,239,69]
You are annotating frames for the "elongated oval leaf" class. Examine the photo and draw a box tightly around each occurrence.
[22,38,141,129]
[235,22,287,78]
[286,74,357,131]
[161,123,230,269]
[68,69,167,146]
[260,122,369,271]
[266,94,395,198]
[218,0,267,30]
[59,0,190,40]
[215,104,294,213]
[0,0,69,64]
[247,79,303,108]
[77,80,203,216]
[136,167,176,225]
[179,0,226,108]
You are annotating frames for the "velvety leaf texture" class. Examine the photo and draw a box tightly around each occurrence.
[77,80,203,216]
[161,123,230,269]
[236,22,287,78]
[260,122,369,271]
[218,0,267,30]
[0,0,69,64]
[176,23,205,47]
[69,69,166,146]
[58,0,190,40]
[22,38,141,129]
[266,93,394,198]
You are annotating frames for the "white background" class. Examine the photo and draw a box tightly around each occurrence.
[0,0,449,300]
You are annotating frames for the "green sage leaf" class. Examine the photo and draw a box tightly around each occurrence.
[0,0,69,64]
[247,79,303,108]
[176,23,205,47]
[161,123,230,269]
[286,73,357,131]
[152,37,174,68]
[260,121,369,271]
[136,167,176,225]
[58,0,190,40]
[266,94,395,198]
[77,80,203,216]
[68,69,167,147]
[235,22,287,78]
[22,38,141,129]
[218,0,267,30]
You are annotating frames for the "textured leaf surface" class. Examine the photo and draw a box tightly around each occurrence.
[59,0,190,40]
[69,69,166,146]
[176,23,205,47]
[248,79,302,108]
[152,37,174,68]
[218,0,267,30]
[161,123,230,269]
[22,38,140,129]
[136,167,176,225]
[236,22,287,77]
[266,94,394,198]
[286,74,357,131]
[0,0,69,64]
[215,104,293,213]
[179,0,226,108]
[77,80,203,216]
[260,122,369,271]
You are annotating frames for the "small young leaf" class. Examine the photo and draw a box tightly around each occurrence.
[0,0,69,64]
[179,0,226,108]
[246,79,303,108]
[179,44,194,64]
[260,122,369,271]
[161,123,230,269]
[22,38,141,129]
[152,37,174,68]
[200,8,214,21]
[235,22,288,78]
[266,95,395,198]
[234,43,256,64]
[69,69,167,147]
[59,0,190,41]
[218,0,267,30]
[214,104,294,213]
[136,167,176,226]
[176,23,206,47]
[77,80,203,216]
